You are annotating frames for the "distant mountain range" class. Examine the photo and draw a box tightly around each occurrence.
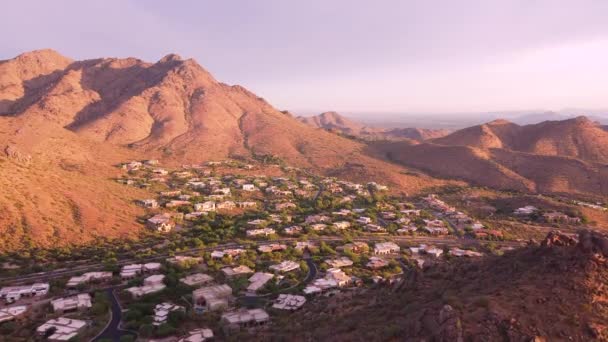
[297,111,450,141]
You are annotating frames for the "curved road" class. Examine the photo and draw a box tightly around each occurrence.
[92,288,135,342]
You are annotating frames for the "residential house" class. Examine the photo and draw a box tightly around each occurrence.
[340,242,369,254]
[66,272,112,288]
[237,201,257,209]
[178,328,214,342]
[246,228,276,237]
[269,260,300,273]
[374,242,400,255]
[36,318,87,341]
[283,225,303,235]
[366,256,389,269]
[153,302,185,326]
[167,256,202,267]
[272,294,306,311]
[217,201,237,210]
[165,200,191,208]
[138,199,159,208]
[325,257,353,268]
[51,294,92,314]
[194,201,216,212]
[242,184,256,191]
[365,224,387,233]
[180,273,214,287]
[247,272,274,293]
[309,223,327,231]
[0,305,27,324]
[126,275,166,298]
[222,265,254,277]
[258,244,287,253]
[221,308,270,332]
[543,211,581,224]
[0,283,50,303]
[274,202,297,211]
[211,249,245,259]
[357,216,372,224]
[193,284,233,312]
[146,214,175,232]
[514,206,538,216]
[333,221,351,230]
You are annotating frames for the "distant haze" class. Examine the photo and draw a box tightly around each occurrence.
[1,0,608,116]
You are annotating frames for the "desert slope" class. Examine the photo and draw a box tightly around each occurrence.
[378,140,608,198]
[262,231,608,341]
[433,117,608,163]
[0,49,452,250]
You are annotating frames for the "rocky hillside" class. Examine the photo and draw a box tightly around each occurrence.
[374,115,608,199]
[263,231,608,341]
[433,117,608,163]
[0,49,451,250]
[298,111,450,141]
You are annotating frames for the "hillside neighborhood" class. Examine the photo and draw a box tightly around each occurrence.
[0,158,596,341]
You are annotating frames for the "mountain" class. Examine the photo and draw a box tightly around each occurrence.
[298,111,450,141]
[432,116,608,164]
[262,231,608,341]
[0,49,450,250]
[374,116,608,198]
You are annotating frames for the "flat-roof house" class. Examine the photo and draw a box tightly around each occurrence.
[325,257,353,268]
[195,201,216,212]
[333,221,351,230]
[242,184,256,191]
[247,272,274,293]
[284,225,303,235]
[357,216,372,224]
[374,242,400,255]
[146,214,175,233]
[193,284,233,312]
[237,201,257,209]
[246,228,276,237]
[36,317,87,341]
[0,305,27,324]
[167,256,202,267]
[51,294,92,314]
[178,328,214,342]
[257,244,287,253]
[66,272,112,288]
[126,275,166,298]
[366,256,389,269]
[340,242,369,253]
[217,201,236,210]
[153,302,185,326]
[211,248,245,259]
[272,294,306,311]
[0,283,50,303]
[222,265,254,277]
[221,308,269,332]
[269,260,300,273]
[138,199,159,208]
[180,273,214,287]
[309,223,327,231]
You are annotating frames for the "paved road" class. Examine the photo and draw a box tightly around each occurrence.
[0,236,523,285]
[302,257,318,284]
[92,288,135,342]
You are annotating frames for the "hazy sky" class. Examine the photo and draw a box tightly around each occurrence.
[1,0,608,114]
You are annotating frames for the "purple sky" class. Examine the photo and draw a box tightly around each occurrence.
[2,1,608,114]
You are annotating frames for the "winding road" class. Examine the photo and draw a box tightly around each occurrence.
[92,288,136,342]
